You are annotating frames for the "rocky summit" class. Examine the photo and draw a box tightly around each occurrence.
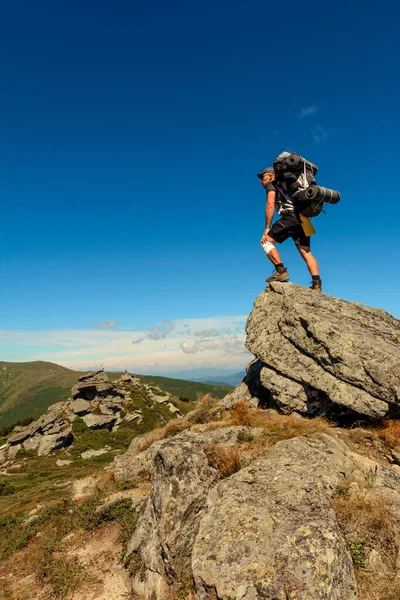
[115,284,400,600]
[223,282,400,421]
[2,285,400,600]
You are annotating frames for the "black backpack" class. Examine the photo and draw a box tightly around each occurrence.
[273,152,340,217]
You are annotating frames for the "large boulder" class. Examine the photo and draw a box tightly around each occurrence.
[124,426,260,600]
[37,428,73,456]
[192,434,357,600]
[237,283,400,420]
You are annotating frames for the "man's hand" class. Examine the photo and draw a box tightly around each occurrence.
[261,228,270,244]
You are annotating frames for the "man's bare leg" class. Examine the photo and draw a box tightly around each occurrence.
[297,246,320,276]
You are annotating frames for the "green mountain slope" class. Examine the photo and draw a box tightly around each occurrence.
[0,362,232,429]
[0,361,81,427]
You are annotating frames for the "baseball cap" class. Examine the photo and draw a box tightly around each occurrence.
[257,166,275,178]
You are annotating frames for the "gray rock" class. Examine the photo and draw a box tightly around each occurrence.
[8,431,31,445]
[82,414,117,430]
[125,426,262,599]
[114,434,150,483]
[241,283,400,419]
[23,436,41,451]
[37,428,73,456]
[81,448,109,460]
[167,403,180,413]
[29,412,60,436]
[124,412,142,422]
[192,434,357,600]
[0,447,8,464]
[391,447,400,466]
[72,399,91,415]
[366,549,388,573]
[56,459,73,466]
[8,444,22,459]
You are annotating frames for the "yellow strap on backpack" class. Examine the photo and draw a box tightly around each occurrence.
[299,214,316,236]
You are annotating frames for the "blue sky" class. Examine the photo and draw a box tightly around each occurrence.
[0,0,399,375]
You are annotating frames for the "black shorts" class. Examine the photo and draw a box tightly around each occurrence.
[269,212,310,249]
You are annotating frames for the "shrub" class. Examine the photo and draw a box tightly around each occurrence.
[33,529,86,600]
[0,481,15,496]
[348,540,366,569]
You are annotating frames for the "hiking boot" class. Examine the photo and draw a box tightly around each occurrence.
[310,279,322,292]
[266,267,290,283]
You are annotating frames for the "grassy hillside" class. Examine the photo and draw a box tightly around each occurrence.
[0,362,82,427]
[0,362,232,429]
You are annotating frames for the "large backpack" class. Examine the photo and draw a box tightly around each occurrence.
[273,152,340,217]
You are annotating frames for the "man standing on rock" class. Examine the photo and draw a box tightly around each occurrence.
[257,166,323,291]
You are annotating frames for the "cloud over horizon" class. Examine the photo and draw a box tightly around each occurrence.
[0,315,250,374]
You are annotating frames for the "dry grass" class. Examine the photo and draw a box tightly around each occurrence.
[203,443,242,478]
[228,401,331,439]
[356,572,400,600]
[332,479,398,600]
[375,420,400,449]
[136,419,192,453]
[187,394,220,424]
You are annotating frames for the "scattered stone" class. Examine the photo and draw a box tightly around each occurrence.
[38,429,73,456]
[56,459,73,466]
[124,412,141,422]
[82,414,117,430]
[81,448,109,460]
[366,549,387,574]
[72,399,91,415]
[8,444,22,459]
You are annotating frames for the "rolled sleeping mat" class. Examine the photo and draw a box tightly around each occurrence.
[305,185,340,204]
[283,154,319,176]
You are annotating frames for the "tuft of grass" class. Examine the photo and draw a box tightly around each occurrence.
[136,419,192,453]
[375,420,400,449]
[32,529,86,600]
[0,490,139,562]
[348,540,366,569]
[188,395,220,424]
[332,478,398,599]
[0,481,15,497]
[204,443,242,479]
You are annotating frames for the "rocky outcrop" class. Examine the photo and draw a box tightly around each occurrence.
[118,424,400,599]
[124,426,263,600]
[192,434,357,600]
[0,371,181,466]
[224,283,400,421]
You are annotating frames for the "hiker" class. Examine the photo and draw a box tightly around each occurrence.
[258,166,322,291]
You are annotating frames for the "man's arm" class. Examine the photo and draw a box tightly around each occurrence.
[261,191,275,243]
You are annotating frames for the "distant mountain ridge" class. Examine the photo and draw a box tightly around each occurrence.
[194,372,246,387]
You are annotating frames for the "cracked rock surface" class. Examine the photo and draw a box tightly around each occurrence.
[224,283,400,420]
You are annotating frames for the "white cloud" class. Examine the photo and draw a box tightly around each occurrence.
[0,315,250,373]
[298,105,319,119]
[98,320,116,329]
[311,125,328,143]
